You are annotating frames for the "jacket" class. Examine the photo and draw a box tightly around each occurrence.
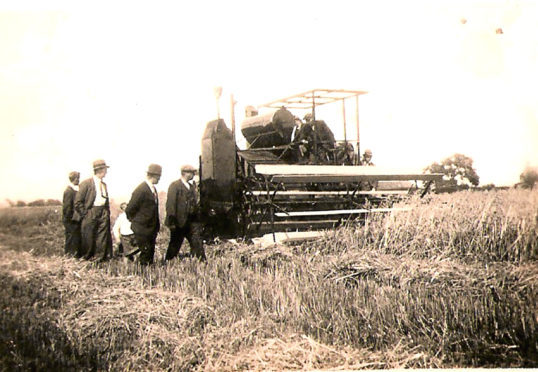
[74,177,109,219]
[125,182,160,238]
[165,179,198,228]
[62,186,81,223]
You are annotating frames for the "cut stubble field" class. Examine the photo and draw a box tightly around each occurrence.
[0,189,536,370]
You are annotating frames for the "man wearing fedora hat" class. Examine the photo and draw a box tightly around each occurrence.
[75,159,113,261]
[62,170,82,256]
[164,164,206,262]
[125,164,162,265]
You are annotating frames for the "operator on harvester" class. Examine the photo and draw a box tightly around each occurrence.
[361,149,374,166]
[293,113,336,165]
[335,142,359,165]
[360,149,377,191]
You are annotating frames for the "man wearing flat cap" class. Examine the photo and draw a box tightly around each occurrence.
[164,164,206,262]
[361,149,374,166]
[125,164,162,265]
[63,171,81,256]
[75,159,113,261]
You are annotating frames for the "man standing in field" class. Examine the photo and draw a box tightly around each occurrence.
[75,159,113,262]
[125,164,162,265]
[62,171,81,256]
[164,164,206,262]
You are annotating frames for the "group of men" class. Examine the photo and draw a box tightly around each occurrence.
[62,159,205,265]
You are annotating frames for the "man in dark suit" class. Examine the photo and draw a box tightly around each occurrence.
[125,164,162,265]
[164,164,206,262]
[74,159,113,261]
[62,171,81,256]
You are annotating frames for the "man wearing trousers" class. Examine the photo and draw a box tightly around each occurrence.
[164,164,206,262]
[62,171,81,256]
[74,159,113,261]
[125,164,162,265]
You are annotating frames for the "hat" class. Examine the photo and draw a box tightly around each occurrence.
[364,149,372,156]
[147,163,162,176]
[93,159,110,171]
[245,105,258,117]
[180,164,197,173]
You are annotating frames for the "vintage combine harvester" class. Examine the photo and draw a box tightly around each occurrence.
[199,89,442,240]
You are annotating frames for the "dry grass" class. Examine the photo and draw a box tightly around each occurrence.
[210,334,435,370]
[321,189,538,262]
[0,189,537,370]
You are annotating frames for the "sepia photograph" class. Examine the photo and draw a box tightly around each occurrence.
[0,0,537,370]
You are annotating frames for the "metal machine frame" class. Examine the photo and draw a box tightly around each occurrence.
[201,89,442,240]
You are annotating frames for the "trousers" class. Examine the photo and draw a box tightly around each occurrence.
[64,221,81,256]
[165,221,206,261]
[135,232,157,265]
[119,234,137,256]
[81,206,112,260]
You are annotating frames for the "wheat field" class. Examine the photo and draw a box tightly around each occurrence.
[0,189,536,370]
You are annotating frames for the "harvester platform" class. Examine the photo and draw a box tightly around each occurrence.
[255,164,441,183]
[238,164,442,238]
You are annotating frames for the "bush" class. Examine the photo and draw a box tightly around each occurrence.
[520,167,538,189]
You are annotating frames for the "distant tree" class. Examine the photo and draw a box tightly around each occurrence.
[6,199,15,207]
[16,200,27,207]
[476,183,496,191]
[520,166,538,189]
[45,199,61,206]
[425,153,480,191]
[28,199,46,207]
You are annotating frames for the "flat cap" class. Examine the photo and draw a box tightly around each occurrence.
[180,164,197,173]
[93,159,110,170]
[147,163,162,176]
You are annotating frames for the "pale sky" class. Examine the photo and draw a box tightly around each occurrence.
[1,0,537,204]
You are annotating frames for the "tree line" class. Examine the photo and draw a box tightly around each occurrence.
[425,153,537,192]
[6,199,62,208]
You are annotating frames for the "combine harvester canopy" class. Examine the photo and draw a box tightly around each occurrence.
[200,89,442,240]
